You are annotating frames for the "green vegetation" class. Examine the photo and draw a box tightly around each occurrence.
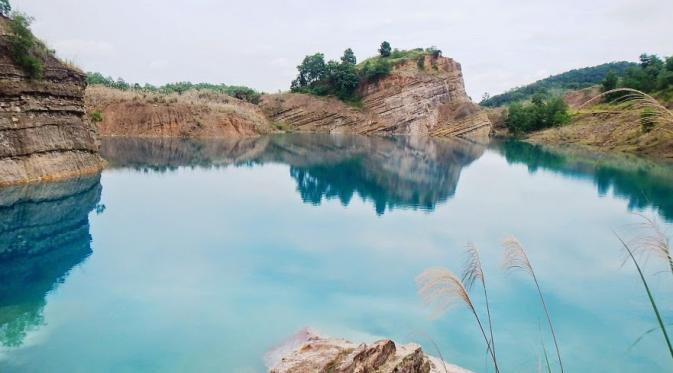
[6,11,49,79]
[290,42,443,103]
[379,41,391,57]
[481,61,636,107]
[0,0,11,16]
[86,73,263,104]
[505,94,571,134]
[90,110,103,123]
[604,54,673,100]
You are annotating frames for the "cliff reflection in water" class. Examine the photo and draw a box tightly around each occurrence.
[0,176,101,347]
[493,140,673,221]
[101,134,486,214]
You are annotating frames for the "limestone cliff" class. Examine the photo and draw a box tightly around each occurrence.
[261,55,491,139]
[86,86,275,138]
[0,16,104,186]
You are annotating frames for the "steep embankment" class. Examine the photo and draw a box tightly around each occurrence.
[86,86,275,138]
[260,55,491,139]
[0,16,104,186]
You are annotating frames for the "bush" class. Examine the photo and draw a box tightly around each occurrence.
[379,41,391,58]
[360,59,391,82]
[7,12,43,79]
[505,95,571,134]
[90,111,104,123]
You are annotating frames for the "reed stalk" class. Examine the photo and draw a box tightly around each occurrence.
[615,232,673,361]
[502,237,564,373]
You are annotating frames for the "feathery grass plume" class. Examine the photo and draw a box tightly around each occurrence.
[580,88,673,135]
[629,213,673,276]
[462,243,497,367]
[502,236,564,373]
[615,232,673,361]
[416,268,500,373]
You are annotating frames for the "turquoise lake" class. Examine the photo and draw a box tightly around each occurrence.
[1,134,672,372]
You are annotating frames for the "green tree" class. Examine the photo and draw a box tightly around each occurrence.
[601,71,618,92]
[505,95,570,134]
[0,0,11,16]
[341,48,356,65]
[291,53,328,92]
[379,41,391,58]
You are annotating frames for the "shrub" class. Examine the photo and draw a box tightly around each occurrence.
[505,94,571,134]
[360,59,391,82]
[90,111,104,123]
[7,12,43,79]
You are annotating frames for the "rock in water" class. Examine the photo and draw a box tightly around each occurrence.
[266,329,473,373]
[0,15,104,186]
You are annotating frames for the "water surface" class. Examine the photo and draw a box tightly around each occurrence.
[1,134,672,372]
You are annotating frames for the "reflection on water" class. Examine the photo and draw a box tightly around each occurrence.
[102,135,486,214]
[0,176,101,347]
[493,140,673,221]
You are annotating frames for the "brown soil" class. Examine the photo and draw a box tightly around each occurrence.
[86,86,275,138]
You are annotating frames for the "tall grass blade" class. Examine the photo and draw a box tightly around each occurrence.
[462,243,497,367]
[416,268,500,372]
[502,236,564,373]
[615,232,673,361]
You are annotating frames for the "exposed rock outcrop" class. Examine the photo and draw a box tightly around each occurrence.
[86,86,275,138]
[260,55,491,140]
[265,329,472,373]
[0,15,104,186]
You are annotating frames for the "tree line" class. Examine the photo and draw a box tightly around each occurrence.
[601,53,673,98]
[86,73,262,104]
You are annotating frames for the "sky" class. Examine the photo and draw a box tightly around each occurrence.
[11,0,673,100]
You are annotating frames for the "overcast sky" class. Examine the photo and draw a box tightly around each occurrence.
[11,0,673,99]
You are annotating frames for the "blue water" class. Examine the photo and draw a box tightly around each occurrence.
[1,134,672,372]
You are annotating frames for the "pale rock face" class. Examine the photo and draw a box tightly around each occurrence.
[266,329,474,373]
[261,55,492,140]
[0,16,104,186]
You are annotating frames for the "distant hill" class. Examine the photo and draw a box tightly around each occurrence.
[481,61,637,107]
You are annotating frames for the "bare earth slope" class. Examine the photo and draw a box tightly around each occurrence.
[0,16,104,186]
[260,55,492,140]
[86,87,275,138]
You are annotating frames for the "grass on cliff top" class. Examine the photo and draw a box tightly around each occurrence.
[357,47,441,69]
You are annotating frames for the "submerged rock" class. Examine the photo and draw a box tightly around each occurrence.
[266,329,472,373]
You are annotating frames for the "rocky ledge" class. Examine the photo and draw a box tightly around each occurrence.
[261,55,491,140]
[0,15,104,186]
[266,329,472,373]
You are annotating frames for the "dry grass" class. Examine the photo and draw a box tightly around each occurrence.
[628,213,673,274]
[580,88,673,134]
[502,237,564,373]
[417,255,500,372]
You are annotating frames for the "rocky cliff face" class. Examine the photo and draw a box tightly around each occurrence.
[0,16,104,186]
[87,86,275,138]
[261,55,491,139]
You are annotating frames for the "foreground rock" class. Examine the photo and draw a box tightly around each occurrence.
[261,55,491,140]
[86,86,275,138]
[0,16,104,186]
[266,329,472,373]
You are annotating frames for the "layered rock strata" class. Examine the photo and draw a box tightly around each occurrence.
[87,87,275,138]
[260,55,492,140]
[0,16,104,186]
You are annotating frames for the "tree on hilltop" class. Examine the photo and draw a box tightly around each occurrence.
[379,41,391,58]
[0,0,11,17]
